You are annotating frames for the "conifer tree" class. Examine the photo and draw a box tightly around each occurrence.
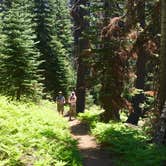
[33,0,74,97]
[53,0,73,57]
[0,1,43,100]
[50,35,73,96]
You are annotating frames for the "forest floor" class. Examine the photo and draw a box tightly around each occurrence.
[68,118,114,166]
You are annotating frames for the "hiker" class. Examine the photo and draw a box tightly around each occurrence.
[68,91,77,121]
[56,91,65,115]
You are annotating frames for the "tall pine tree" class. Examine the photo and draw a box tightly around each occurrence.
[33,0,74,97]
[0,1,43,100]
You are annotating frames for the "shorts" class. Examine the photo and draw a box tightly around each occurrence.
[57,104,64,112]
[69,104,76,116]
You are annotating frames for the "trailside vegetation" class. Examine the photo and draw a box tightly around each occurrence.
[0,96,82,166]
[78,107,166,166]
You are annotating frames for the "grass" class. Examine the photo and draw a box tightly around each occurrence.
[79,106,166,166]
[0,96,82,166]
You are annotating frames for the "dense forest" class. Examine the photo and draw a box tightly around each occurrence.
[0,0,166,165]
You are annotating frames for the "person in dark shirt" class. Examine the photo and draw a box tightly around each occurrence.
[56,91,65,115]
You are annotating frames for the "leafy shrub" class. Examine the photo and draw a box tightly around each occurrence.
[77,106,166,166]
[92,122,166,166]
[85,92,95,108]
[78,106,104,127]
[0,96,82,166]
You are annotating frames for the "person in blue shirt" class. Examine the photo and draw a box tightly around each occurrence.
[56,91,65,115]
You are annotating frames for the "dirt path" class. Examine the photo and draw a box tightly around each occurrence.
[69,119,114,166]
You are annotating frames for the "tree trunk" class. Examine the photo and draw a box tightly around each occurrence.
[101,108,120,123]
[126,0,135,29]
[71,0,90,113]
[154,102,166,145]
[127,0,146,125]
[76,38,89,113]
[159,0,166,110]
[127,38,147,125]
[154,0,166,145]
[100,0,121,122]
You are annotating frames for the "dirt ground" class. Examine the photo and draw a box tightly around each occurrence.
[69,119,114,166]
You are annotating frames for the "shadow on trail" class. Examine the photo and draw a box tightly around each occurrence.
[70,121,90,136]
[80,148,114,166]
[69,120,114,166]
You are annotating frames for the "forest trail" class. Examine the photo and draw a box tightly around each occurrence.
[69,119,114,166]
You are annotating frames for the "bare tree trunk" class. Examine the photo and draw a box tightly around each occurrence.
[100,0,120,122]
[71,0,90,113]
[127,0,146,125]
[127,38,147,125]
[154,102,166,144]
[159,0,166,110]
[154,0,166,145]
[126,0,136,29]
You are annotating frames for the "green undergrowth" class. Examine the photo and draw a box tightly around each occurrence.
[0,96,82,166]
[78,106,104,127]
[79,106,166,166]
